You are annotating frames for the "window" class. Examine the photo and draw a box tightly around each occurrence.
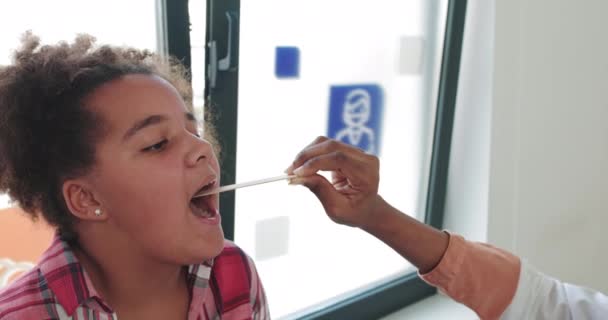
[0,0,466,317]
[235,2,447,319]
[181,0,467,318]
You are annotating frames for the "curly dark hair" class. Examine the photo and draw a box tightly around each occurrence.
[0,32,218,241]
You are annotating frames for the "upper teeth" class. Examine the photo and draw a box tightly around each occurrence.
[201,181,214,192]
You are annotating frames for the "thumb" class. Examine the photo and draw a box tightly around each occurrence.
[290,173,342,209]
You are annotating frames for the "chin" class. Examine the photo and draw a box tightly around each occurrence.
[207,235,226,258]
[190,233,226,263]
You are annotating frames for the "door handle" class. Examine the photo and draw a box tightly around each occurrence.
[207,11,239,88]
[219,11,237,71]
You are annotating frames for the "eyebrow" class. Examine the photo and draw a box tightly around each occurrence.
[122,112,197,142]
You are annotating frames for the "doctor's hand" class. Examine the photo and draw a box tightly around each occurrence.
[286,136,386,229]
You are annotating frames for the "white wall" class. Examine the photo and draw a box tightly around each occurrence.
[488,0,608,292]
[448,0,608,293]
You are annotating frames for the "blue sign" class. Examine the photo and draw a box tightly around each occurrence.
[328,84,384,156]
[275,46,300,78]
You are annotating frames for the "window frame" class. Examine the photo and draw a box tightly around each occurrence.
[162,0,468,318]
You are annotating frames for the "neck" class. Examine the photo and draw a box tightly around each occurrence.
[72,230,189,310]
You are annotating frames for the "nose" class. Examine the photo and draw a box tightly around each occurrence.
[185,133,213,167]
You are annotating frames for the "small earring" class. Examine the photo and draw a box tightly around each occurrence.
[94,208,102,216]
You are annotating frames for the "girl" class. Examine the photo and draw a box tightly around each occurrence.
[0,33,268,319]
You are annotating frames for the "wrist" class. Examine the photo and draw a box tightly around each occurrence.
[359,196,449,272]
[359,196,402,235]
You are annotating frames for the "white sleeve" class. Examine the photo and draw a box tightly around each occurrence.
[500,260,608,320]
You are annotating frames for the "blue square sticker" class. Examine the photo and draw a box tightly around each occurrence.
[275,47,300,78]
[328,84,384,155]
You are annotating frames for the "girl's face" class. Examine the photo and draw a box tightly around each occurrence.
[83,74,223,264]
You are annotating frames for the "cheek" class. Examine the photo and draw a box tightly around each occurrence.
[108,183,186,239]
[211,154,221,176]
[97,162,185,225]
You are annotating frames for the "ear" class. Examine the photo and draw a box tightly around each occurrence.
[62,179,107,221]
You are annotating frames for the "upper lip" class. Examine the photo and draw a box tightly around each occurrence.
[192,174,217,198]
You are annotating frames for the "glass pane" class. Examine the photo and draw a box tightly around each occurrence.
[188,0,207,119]
[0,0,158,261]
[235,1,448,318]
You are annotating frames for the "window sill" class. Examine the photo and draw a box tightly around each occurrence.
[380,294,476,320]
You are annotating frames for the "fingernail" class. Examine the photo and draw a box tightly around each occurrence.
[288,177,303,186]
[284,165,293,174]
[293,166,304,175]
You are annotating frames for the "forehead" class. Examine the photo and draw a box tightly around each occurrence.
[85,74,187,135]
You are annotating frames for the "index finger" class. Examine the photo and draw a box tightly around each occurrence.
[287,138,369,175]
[285,136,329,173]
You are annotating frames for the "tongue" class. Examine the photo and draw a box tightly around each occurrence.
[190,197,212,218]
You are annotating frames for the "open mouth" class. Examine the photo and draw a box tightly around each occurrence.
[190,180,218,219]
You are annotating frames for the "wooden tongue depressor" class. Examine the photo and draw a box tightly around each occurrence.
[193,174,297,198]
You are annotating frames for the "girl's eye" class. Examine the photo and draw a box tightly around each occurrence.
[142,139,168,152]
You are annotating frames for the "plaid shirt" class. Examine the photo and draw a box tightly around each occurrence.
[0,236,269,320]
